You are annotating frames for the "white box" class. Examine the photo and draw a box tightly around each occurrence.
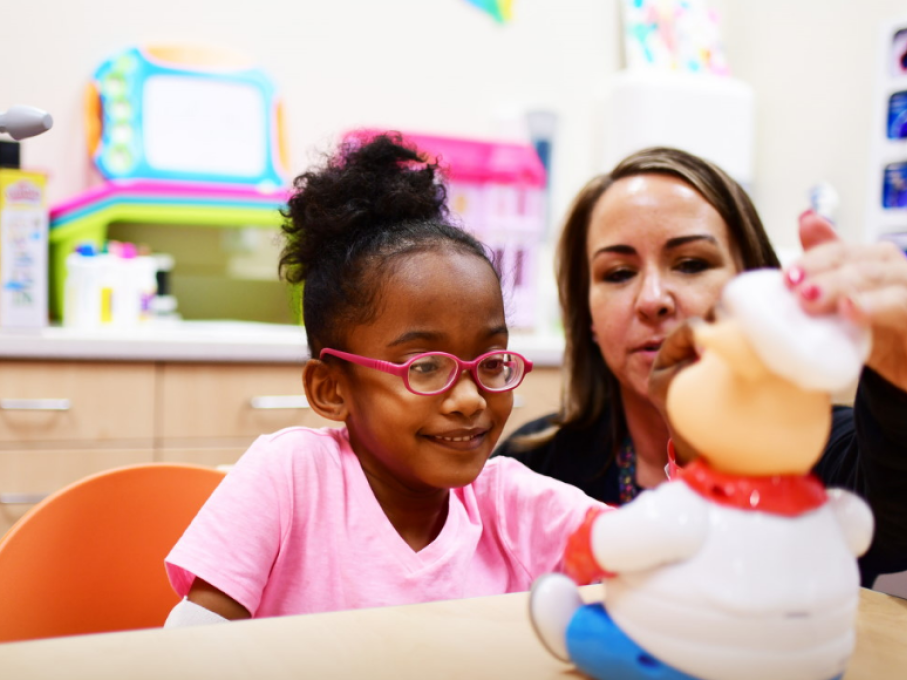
[0,168,49,328]
[598,70,755,188]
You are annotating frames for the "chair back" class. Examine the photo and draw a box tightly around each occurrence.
[0,463,225,643]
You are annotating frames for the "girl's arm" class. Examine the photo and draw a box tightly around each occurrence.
[186,578,251,620]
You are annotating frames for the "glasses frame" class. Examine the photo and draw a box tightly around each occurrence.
[319,348,533,396]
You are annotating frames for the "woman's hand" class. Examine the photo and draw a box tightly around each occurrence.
[786,211,907,392]
[648,320,703,465]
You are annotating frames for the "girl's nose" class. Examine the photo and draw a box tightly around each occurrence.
[636,271,675,320]
[441,370,487,417]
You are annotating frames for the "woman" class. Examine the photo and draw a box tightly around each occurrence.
[495,147,907,586]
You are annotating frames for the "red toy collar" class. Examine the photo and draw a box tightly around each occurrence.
[679,458,827,516]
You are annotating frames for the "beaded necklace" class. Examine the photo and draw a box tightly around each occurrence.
[616,435,641,504]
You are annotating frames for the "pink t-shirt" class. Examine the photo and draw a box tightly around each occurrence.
[166,426,605,618]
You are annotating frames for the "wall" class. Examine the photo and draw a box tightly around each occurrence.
[1,0,619,242]
[718,0,907,252]
[3,0,905,260]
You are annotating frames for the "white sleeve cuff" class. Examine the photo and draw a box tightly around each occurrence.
[164,598,229,628]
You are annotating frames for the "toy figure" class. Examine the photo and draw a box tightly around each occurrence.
[529,268,875,680]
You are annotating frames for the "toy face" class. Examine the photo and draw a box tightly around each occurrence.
[667,318,832,476]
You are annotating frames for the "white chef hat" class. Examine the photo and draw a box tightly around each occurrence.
[721,268,871,392]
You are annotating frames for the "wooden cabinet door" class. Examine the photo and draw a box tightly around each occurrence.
[0,361,155,445]
[157,363,336,443]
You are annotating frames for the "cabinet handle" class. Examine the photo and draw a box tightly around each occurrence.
[249,395,310,410]
[0,493,47,504]
[0,398,71,411]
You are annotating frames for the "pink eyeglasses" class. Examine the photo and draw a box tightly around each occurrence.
[319,348,533,396]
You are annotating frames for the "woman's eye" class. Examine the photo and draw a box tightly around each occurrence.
[676,258,710,274]
[602,268,635,283]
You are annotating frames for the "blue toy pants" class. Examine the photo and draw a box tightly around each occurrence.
[565,604,844,680]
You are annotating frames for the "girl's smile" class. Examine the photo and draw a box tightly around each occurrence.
[422,427,492,450]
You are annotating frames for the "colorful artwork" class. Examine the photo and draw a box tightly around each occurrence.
[620,0,729,74]
[463,0,513,24]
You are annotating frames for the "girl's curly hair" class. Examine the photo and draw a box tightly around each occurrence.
[279,132,499,353]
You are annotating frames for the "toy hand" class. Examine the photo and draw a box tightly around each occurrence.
[648,321,704,465]
[786,211,907,392]
[565,507,612,584]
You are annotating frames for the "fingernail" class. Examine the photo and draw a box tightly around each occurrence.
[800,283,821,301]
[785,266,805,287]
[798,209,815,221]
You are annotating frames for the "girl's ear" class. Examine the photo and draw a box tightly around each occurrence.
[303,359,349,422]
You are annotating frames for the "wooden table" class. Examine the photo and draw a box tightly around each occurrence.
[0,587,904,679]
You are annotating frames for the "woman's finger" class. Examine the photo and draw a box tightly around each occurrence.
[798,210,839,251]
[790,245,907,316]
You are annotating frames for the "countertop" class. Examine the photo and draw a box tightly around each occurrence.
[0,322,566,366]
[0,587,903,680]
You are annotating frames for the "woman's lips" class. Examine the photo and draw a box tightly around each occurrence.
[632,340,664,354]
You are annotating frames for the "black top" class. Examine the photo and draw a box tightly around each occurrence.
[494,368,907,587]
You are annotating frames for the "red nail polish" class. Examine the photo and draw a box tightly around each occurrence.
[785,266,805,286]
[798,209,815,221]
[800,284,821,301]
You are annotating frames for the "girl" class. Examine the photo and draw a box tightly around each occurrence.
[164,134,606,625]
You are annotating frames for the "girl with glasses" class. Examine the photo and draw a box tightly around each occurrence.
[163,133,607,626]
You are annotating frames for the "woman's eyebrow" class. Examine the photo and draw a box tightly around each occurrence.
[665,234,719,249]
[592,244,636,257]
[592,234,719,259]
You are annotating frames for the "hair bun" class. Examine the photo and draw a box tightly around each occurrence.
[280,132,448,283]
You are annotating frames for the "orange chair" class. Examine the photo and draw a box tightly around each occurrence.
[0,463,225,643]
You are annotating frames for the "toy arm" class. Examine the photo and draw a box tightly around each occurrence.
[827,488,875,557]
[590,484,708,573]
[564,507,613,584]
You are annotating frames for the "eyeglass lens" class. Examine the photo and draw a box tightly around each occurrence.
[407,352,523,394]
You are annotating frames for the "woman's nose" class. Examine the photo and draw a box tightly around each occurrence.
[636,271,675,320]
[441,370,487,417]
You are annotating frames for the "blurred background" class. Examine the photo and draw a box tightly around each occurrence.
[2,0,906,327]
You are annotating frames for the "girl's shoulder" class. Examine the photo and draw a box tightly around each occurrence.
[240,425,351,473]
[476,456,601,507]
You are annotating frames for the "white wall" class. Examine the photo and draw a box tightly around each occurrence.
[718,0,907,251]
[1,0,619,238]
[3,0,905,256]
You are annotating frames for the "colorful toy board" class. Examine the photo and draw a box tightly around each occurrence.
[85,45,288,189]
